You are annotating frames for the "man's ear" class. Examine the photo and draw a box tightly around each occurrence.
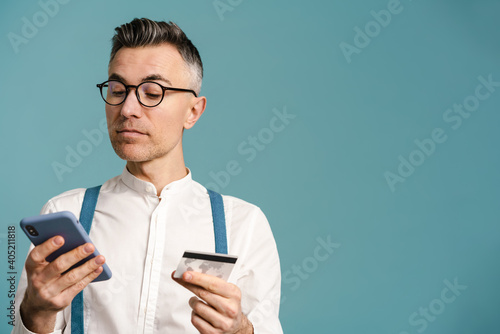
[184,96,207,130]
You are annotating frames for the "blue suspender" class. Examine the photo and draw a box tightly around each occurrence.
[71,186,227,334]
[71,186,101,334]
[79,186,102,234]
[207,189,228,254]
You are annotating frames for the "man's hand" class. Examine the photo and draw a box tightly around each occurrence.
[20,235,105,333]
[172,270,254,334]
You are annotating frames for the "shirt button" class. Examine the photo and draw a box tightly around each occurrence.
[147,186,155,193]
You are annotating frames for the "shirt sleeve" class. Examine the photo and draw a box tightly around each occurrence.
[231,206,283,334]
[11,201,67,334]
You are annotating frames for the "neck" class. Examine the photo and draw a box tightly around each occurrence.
[126,146,188,197]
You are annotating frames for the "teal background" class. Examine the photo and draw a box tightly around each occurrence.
[1,0,499,333]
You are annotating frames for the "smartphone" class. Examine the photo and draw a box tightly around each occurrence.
[20,211,112,282]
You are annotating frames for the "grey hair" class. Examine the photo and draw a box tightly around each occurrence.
[110,18,203,94]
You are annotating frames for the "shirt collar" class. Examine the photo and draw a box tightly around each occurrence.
[120,166,193,197]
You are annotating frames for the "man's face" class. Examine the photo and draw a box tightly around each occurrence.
[106,44,200,163]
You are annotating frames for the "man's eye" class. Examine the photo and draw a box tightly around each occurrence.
[146,93,161,99]
[111,91,126,96]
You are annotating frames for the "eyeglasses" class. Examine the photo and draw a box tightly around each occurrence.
[96,80,197,107]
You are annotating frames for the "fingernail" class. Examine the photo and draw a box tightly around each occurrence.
[84,244,94,253]
[184,273,192,281]
[95,256,104,265]
[94,267,103,274]
[53,236,63,246]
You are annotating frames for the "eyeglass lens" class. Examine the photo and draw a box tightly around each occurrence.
[102,81,164,106]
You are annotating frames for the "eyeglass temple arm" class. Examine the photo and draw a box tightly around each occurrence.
[163,86,197,97]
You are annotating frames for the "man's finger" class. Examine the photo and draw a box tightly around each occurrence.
[35,255,106,301]
[60,265,104,301]
[26,236,65,267]
[38,243,95,284]
[57,255,106,290]
[172,271,213,297]
[191,308,218,334]
[189,296,230,330]
[172,271,241,315]
[180,271,233,297]
[176,279,228,311]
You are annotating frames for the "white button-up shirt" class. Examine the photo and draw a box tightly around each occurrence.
[13,168,282,334]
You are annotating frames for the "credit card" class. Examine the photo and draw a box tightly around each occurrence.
[173,250,238,281]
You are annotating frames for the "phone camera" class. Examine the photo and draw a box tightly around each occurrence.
[26,225,39,236]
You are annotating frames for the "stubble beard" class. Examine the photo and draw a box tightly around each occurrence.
[109,131,164,162]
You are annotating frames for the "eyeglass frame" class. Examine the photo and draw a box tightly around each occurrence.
[96,80,198,107]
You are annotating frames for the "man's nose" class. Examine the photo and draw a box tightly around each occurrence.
[120,89,144,118]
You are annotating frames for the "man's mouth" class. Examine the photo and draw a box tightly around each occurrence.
[116,128,147,137]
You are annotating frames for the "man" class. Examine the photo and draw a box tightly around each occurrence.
[12,18,282,334]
